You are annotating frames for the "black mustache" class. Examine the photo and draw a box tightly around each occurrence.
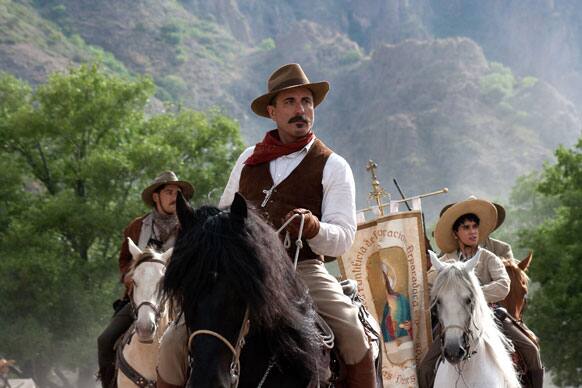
[288,115,310,124]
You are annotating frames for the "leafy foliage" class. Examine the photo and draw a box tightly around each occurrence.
[514,137,582,386]
[0,65,243,385]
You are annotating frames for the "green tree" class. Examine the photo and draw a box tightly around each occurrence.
[0,65,243,387]
[492,171,559,260]
[516,137,582,386]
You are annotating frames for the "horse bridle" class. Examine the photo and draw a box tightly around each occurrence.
[129,257,167,330]
[437,295,481,363]
[187,307,250,388]
[438,322,479,363]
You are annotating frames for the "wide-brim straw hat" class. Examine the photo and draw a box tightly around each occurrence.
[141,171,194,207]
[251,63,330,118]
[435,196,498,253]
[440,201,506,231]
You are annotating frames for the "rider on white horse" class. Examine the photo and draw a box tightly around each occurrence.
[419,196,544,388]
[97,171,193,388]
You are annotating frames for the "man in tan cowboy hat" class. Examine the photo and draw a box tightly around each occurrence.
[155,63,377,388]
[97,171,193,388]
[440,201,515,260]
[418,197,543,388]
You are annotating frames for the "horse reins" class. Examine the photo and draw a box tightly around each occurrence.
[276,212,306,269]
[188,307,251,388]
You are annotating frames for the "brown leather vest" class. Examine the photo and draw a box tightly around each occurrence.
[239,139,332,261]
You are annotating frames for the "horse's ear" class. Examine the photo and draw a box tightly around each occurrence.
[162,247,174,262]
[464,248,482,273]
[127,237,142,258]
[518,251,533,272]
[176,190,195,230]
[429,250,448,273]
[231,192,248,219]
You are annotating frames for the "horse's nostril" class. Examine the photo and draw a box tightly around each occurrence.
[444,345,466,364]
[458,347,467,359]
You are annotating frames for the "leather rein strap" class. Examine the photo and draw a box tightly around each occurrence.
[188,307,251,388]
[116,330,156,387]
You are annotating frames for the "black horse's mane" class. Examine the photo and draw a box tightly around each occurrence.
[162,203,321,377]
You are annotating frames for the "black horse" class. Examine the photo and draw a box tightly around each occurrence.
[162,192,328,387]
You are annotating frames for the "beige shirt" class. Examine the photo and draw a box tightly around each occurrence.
[428,248,510,303]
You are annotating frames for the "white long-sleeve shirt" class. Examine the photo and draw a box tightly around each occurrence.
[219,139,357,257]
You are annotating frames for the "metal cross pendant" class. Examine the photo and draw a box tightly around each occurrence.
[261,186,275,208]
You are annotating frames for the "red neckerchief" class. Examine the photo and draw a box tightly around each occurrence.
[244,130,315,166]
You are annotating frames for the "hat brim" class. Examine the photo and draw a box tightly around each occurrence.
[141,181,194,207]
[435,199,498,253]
[441,201,506,231]
[251,81,330,118]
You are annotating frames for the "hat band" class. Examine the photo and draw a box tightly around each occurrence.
[270,77,310,93]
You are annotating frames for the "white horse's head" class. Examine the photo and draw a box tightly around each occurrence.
[430,249,483,364]
[127,238,172,343]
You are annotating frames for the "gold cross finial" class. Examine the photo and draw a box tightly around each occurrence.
[366,160,378,180]
[366,160,389,216]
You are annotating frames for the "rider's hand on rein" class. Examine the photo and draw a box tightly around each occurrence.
[283,208,320,239]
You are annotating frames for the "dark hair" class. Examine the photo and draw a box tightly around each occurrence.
[452,213,480,232]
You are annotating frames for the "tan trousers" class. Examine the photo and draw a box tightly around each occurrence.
[157,318,188,386]
[157,259,370,386]
[296,259,370,364]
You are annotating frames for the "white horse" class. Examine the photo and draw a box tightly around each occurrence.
[430,249,520,388]
[117,238,171,388]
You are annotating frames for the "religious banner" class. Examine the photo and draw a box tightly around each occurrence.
[339,210,432,388]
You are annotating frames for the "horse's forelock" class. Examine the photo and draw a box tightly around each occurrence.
[127,250,157,277]
[431,265,490,335]
[431,266,475,306]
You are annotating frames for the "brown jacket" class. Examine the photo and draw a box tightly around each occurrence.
[118,215,147,294]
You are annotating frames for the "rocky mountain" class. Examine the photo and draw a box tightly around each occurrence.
[1,0,581,221]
